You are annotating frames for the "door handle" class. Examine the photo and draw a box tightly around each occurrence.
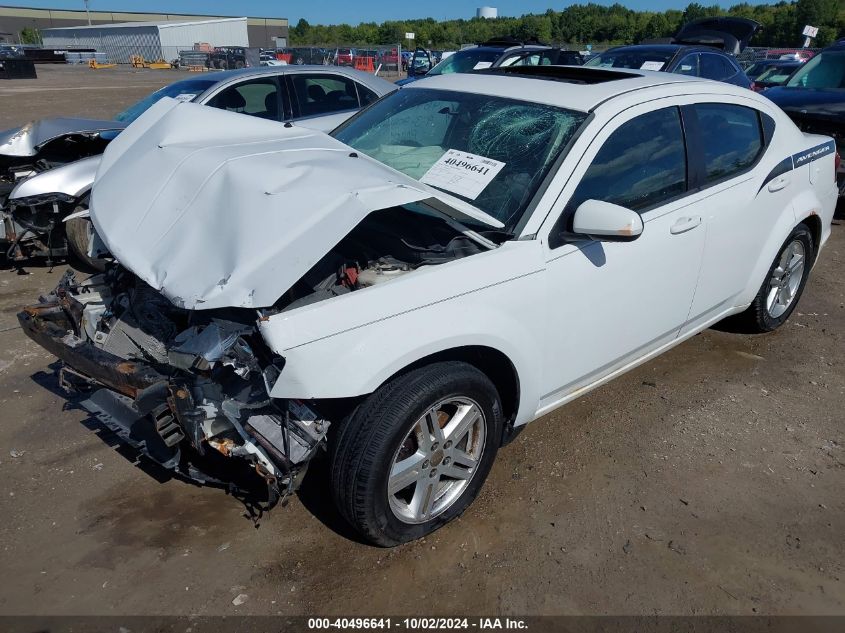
[670,216,702,235]
[767,176,789,192]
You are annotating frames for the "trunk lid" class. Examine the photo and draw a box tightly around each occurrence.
[674,17,761,54]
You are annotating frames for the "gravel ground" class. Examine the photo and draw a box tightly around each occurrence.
[0,65,843,616]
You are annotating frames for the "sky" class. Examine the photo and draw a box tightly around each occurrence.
[10,0,776,25]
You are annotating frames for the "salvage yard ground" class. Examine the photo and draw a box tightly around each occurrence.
[0,65,844,616]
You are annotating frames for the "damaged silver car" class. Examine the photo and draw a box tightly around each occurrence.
[2,67,395,269]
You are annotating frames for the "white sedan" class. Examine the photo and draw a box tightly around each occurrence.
[19,66,839,546]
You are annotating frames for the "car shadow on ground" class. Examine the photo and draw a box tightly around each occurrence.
[834,196,845,221]
[296,451,372,545]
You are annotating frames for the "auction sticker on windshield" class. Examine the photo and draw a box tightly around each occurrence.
[420,149,506,200]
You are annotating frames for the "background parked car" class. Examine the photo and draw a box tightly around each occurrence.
[750,60,801,91]
[208,46,249,70]
[397,38,582,86]
[585,17,760,88]
[1,66,396,268]
[333,48,356,66]
[746,58,800,80]
[762,39,845,194]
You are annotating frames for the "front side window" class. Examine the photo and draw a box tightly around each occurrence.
[675,53,700,76]
[565,107,687,214]
[291,74,360,118]
[206,78,281,121]
[785,49,845,89]
[114,78,217,123]
[694,104,763,183]
[333,88,587,229]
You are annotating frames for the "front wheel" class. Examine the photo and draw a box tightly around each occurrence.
[66,198,106,272]
[331,361,503,546]
[731,224,814,333]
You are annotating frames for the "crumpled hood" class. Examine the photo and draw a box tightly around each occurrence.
[92,98,501,310]
[0,118,126,157]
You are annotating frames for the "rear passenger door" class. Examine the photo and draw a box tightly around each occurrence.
[682,101,780,330]
[538,104,706,409]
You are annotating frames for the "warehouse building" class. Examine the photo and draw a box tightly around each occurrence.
[0,5,287,47]
[41,18,249,63]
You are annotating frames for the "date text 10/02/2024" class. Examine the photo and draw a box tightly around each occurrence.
[307,617,529,630]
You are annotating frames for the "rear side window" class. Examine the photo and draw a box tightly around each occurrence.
[693,104,763,183]
[291,74,360,118]
[565,106,687,214]
[357,84,380,106]
[699,54,734,80]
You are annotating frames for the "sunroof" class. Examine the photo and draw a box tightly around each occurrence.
[479,65,641,84]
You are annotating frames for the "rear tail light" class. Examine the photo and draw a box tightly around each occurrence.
[835,151,841,181]
[750,82,761,92]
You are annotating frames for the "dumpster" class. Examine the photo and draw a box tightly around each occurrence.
[0,58,37,79]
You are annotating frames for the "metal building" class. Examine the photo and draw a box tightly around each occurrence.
[40,17,250,62]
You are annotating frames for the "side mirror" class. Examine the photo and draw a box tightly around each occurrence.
[572,199,643,242]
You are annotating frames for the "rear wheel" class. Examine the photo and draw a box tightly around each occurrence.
[331,361,503,546]
[731,224,814,333]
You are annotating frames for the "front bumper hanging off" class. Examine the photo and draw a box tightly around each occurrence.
[17,293,321,504]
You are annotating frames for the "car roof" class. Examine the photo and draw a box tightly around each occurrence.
[463,43,552,54]
[403,66,744,112]
[198,65,396,93]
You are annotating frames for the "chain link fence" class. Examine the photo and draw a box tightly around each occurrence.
[55,43,410,78]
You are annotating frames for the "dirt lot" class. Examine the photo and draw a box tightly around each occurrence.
[0,66,843,617]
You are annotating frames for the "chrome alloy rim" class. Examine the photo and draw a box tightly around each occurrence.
[766,239,805,319]
[387,397,487,524]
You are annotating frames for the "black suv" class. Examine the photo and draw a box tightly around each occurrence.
[764,38,845,193]
[585,17,760,88]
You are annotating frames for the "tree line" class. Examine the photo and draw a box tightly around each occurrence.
[290,0,844,49]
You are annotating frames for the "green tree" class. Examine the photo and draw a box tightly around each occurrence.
[20,26,41,45]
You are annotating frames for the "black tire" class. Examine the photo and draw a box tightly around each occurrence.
[66,198,106,272]
[728,224,814,333]
[331,361,503,546]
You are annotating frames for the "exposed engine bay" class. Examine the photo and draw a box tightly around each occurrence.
[17,206,495,508]
[275,207,496,312]
[1,131,113,263]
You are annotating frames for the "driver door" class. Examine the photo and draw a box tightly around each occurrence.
[538,104,706,411]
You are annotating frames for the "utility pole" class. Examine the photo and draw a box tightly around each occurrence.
[84,0,91,26]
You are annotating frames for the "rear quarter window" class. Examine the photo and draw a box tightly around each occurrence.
[694,104,764,183]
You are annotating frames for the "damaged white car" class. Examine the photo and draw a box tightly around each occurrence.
[19,66,839,545]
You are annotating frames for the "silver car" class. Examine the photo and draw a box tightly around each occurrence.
[1,65,395,269]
